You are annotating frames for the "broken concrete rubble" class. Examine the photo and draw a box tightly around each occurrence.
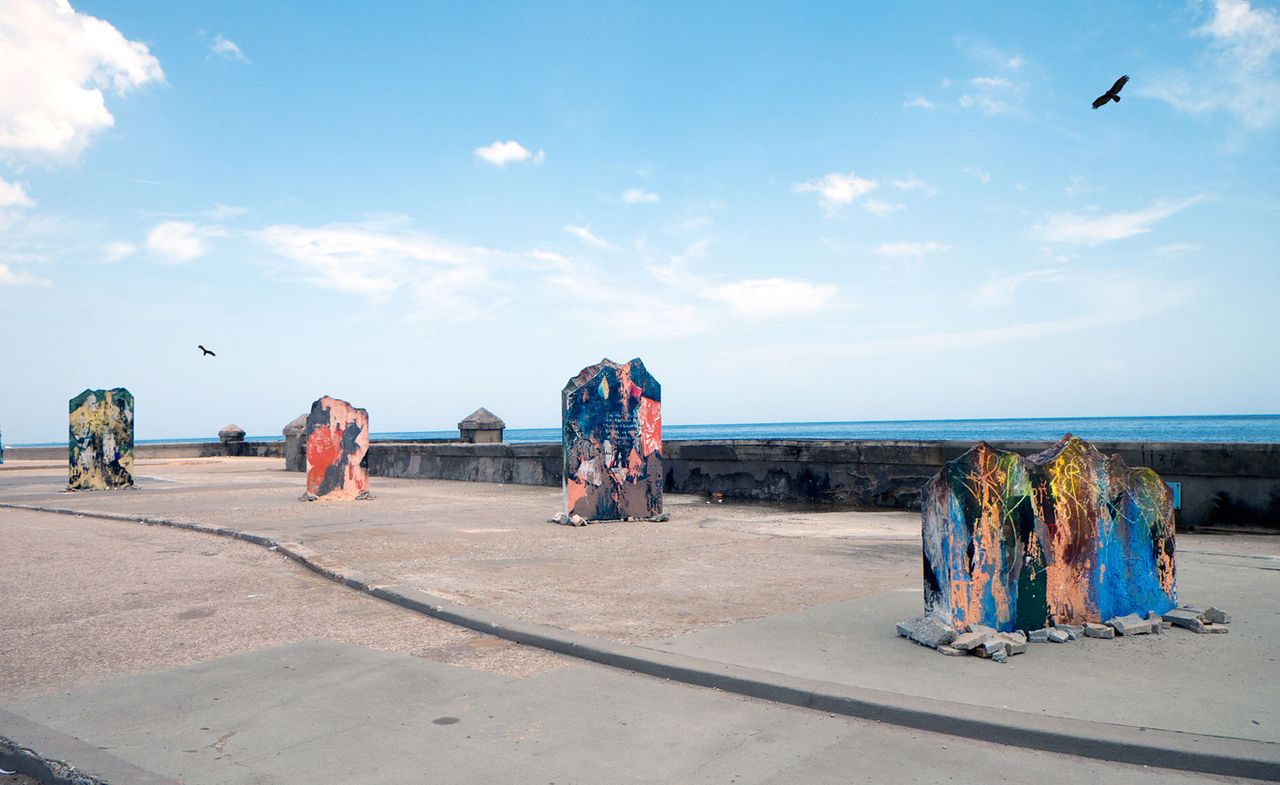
[1163,607,1208,632]
[994,631,1027,655]
[1057,624,1084,640]
[1107,613,1156,636]
[1204,607,1231,624]
[1047,628,1071,643]
[1083,623,1115,639]
[896,615,958,649]
[950,631,987,651]
[1028,629,1049,643]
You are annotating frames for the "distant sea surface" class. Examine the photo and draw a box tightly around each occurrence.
[18,414,1269,447]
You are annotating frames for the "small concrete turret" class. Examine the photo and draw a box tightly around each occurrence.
[458,407,505,444]
[218,423,247,456]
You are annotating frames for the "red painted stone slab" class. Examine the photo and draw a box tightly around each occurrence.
[305,395,370,500]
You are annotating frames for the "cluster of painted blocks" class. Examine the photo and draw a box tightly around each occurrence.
[59,356,666,522]
[898,605,1232,664]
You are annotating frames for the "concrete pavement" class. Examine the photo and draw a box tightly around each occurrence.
[2,457,1279,781]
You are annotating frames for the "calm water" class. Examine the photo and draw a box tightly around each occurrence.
[367,414,1280,444]
[14,415,1279,447]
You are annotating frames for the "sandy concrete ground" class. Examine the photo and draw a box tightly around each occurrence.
[3,457,1279,780]
[0,459,927,642]
[0,507,567,699]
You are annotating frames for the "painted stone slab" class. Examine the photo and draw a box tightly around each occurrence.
[562,357,662,521]
[68,388,134,490]
[922,435,1175,631]
[305,396,370,500]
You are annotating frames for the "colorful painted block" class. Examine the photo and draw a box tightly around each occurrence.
[922,435,1176,631]
[68,388,134,490]
[304,395,370,500]
[562,357,663,521]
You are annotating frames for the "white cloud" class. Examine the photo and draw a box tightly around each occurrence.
[621,187,660,204]
[972,268,1067,306]
[146,221,208,262]
[1148,242,1200,258]
[862,198,904,216]
[955,38,1026,72]
[969,76,1013,89]
[209,33,249,63]
[0,176,34,208]
[207,203,248,220]
[727,271,1193,367]
[0,0,164,162]
[1033,197,1204,246]
[890,176,938,196]
[705,277,836,318]
[962,166,992,183]
[474,140,545,167]
[959,92,1008,115]
[102,240,135,261]
[958,75,1021,116]
[257,218,503,318]
[903,96,935,109]
[0,262,52,286]
[873,241,951,259]
[648,238,711,288]
[1144,0,1280,132]
[794,171,879,213]
[563,224,613,248]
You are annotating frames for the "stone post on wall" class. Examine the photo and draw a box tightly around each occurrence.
[283,413,308,472]
[458,408,505,443]
[218,423,247,456]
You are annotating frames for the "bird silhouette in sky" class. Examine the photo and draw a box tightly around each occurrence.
[1092,75,1129,109]
[198,345,216,357]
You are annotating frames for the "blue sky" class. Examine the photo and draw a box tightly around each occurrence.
[1,0,1278,443]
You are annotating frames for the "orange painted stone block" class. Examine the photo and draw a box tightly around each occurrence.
[304,395,370,500]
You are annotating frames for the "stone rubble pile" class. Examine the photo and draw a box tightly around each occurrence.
[897,604,1231,664]
[549,511,671,526]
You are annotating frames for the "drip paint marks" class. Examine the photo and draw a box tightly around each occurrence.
[68,388,134,490]
[923,435,1176,631]
[562,357,663,521]
[305,395,370,500]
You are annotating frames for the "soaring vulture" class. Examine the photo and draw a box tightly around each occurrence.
[1092,75,1129,109]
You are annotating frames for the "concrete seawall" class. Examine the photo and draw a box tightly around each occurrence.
[365,439,1280,529]
[4,441,284,461]
[6,439,1276,528]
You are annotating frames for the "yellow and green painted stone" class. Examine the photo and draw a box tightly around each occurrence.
[68,388,134,490]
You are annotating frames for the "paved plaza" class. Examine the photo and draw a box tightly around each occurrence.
[1,457,1277,783]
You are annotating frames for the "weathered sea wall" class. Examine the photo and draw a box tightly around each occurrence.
[360,439,1280,529]
[5,438,1276,528]
[3,441,284,461]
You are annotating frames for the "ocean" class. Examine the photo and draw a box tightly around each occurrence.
[13,414,1278,448]
[404,414,1280,444]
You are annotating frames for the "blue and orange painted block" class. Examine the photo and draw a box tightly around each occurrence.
[305,395,370,500]
[562,357,663,521]
[68,388,134,490]
[922,435,1176,631]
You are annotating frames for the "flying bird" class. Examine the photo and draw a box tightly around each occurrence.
[1092,75,1129,109]
[198,345,216,357]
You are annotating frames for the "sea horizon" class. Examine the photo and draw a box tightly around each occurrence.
[10,413,1280,448]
